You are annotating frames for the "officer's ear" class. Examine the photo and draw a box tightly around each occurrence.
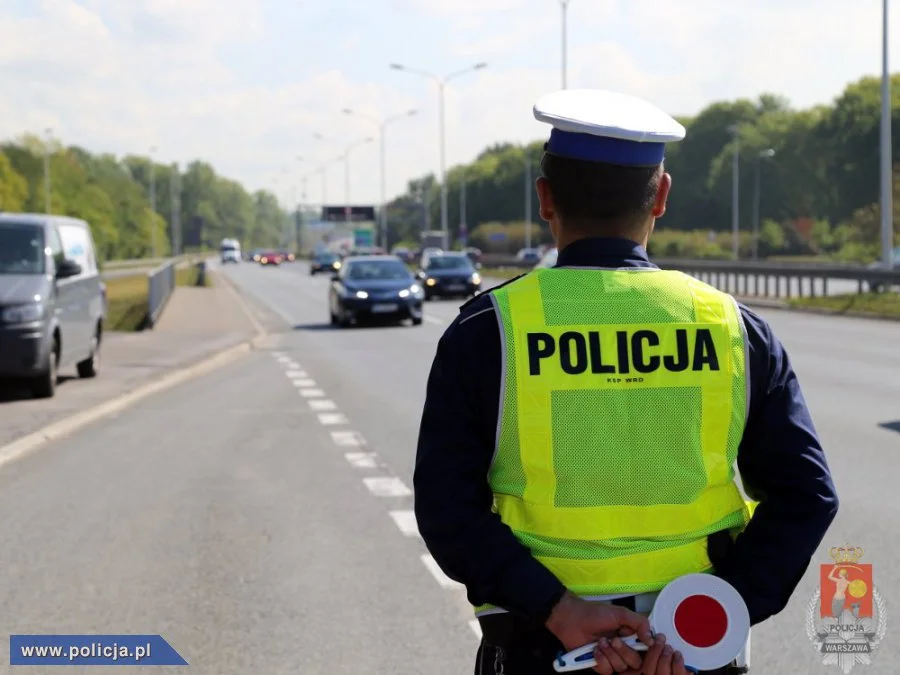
[651,172,672,219]
[536,176,555,223]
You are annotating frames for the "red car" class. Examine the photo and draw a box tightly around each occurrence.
[258,251,284,266]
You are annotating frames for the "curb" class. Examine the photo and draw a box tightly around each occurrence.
[0,269,269,472]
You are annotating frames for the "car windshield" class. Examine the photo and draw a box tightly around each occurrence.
[318,253,339,262]
[0,223,45,275]
[347,259,411,281]
[427,255,472,270]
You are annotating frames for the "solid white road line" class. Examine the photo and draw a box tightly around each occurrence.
[318,413,348,425]
[292,379,317,387]
[345,452,378,469]
[308,399,337,411]
[299,389,325,398]
[469,620,482,639]
[330,431,365,446]
[388,510,420,538]
[420,554,463,589]
[363,477,412,497]
[286,370,308,378]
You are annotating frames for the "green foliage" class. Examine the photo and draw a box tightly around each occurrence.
[0,135,290,262]
[383,74,900,263]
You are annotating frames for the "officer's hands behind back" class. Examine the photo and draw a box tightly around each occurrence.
[545,592,655,674]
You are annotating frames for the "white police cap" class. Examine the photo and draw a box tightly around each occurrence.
[533,89,686,167]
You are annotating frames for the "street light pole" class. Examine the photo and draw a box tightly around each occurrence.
[880,0,894,268]
[390,62,488,249]
[561,1,570,89]
[460,171,467,244]
[752,149,776,260]
[525,153,532,249]
[343,108,417,251]
[727,126,740,260]
[342,138,373,227]
[149,146,158,257]
[43,128,52,214]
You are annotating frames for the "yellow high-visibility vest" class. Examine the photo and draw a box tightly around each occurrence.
[475,267,755,616]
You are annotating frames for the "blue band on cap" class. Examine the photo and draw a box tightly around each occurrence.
[547,128,665,166]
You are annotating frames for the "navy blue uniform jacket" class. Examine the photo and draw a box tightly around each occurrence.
[413,237,839,627]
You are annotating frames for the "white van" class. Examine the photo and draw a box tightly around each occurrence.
[0,213,105,398]
[220,238,241,264]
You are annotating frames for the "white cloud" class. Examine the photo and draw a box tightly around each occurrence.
[0,0,895,210]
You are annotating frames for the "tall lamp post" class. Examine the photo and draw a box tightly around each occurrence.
[880,0,894,268]
[342,137,373,227]
[752,149,776,260]
[727,125,740,260]
[390,61,488,249]
[43,127,53,214]
[343,108,417,251]
[525,151,536,249]
[149,145,158,257]
[560,1,571,89]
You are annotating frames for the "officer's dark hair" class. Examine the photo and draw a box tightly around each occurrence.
[539,150,663,237]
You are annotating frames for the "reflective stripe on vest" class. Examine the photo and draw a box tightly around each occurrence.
[474,268,754,616]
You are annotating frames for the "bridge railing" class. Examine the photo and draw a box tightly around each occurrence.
[146,260,177,328]
[475,255,900,298]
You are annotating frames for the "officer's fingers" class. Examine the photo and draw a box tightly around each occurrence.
[594,638,630,673]
[639,634,665,675]
[615,607,653,645]
[671,650,690,675]
[655,645,675,675]
[609,636,644,671]
[589,647,616,675]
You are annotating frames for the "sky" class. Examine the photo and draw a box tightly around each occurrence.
[0,0,897,209]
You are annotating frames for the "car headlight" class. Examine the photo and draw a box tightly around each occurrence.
[355,290,369,299]
[333,262,341,269]
[2,302,44,324]
[425,278,437,286]
[471,273,481,284]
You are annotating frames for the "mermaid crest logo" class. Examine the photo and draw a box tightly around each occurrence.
[806,545,888,673]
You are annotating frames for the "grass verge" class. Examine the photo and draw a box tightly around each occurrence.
[787,292,900,319]
[105,264,210,331]
[105,275,149,332]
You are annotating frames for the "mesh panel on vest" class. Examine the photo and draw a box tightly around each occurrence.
[551,388,706,507]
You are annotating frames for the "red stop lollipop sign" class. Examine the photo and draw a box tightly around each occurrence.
[554,574,750,673]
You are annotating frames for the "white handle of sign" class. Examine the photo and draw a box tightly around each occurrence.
[553,635,648,672]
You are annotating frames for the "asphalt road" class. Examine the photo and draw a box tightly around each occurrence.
[0,259,896,674]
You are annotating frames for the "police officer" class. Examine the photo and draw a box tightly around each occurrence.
[413,89,839,675]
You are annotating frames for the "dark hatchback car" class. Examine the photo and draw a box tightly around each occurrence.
[329,256,424,327]
[310,252,342,275]
[416,252,482,300]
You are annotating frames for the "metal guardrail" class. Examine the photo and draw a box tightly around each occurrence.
[146,260,177,328]
[474,255,900,297]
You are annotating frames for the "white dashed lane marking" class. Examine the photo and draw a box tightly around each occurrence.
[292,379,317,388]
[345,452,378,468]
[299,388,325,398]
[389,510,420,538]
[286,370,308,378]
[318,413,348,425]
[420,554,463,589]
[363,477,412,497]
[308,399,337,411]
[423,315,444,326]
[330,431,365,446]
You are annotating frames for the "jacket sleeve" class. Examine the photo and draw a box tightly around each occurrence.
[710,306,840,625]
[413,309,566,623]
